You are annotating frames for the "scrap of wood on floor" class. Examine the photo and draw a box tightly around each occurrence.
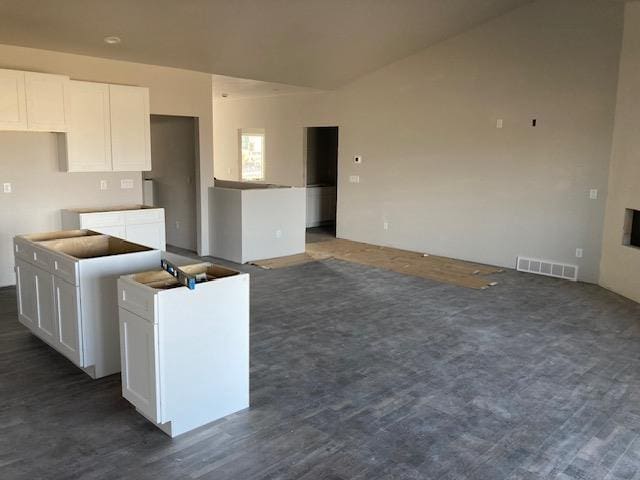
[251,238,503,289]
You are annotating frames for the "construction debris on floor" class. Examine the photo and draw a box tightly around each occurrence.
[251,238,503,289]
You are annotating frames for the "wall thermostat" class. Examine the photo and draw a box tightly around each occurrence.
[354,155,362,164]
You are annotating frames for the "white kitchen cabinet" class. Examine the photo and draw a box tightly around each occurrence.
[25,72,69,132]
[61,81,112,172]
[0,69,27,130]
[14,230,161,378]
[0,69,69,132]
[118,263,249,437]
[61,80,151,172]
[110,85,151,171]
[61,206,166,250]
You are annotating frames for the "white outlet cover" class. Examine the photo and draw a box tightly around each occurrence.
[496,119,503,129]
[349,175,360,184]
[3,183,11,193]
[383,222,389,230]
[589,189,598,200]
[575,248,583,258]
[275,229,282,238]
[100,180,108,190]
[120,179,134,189]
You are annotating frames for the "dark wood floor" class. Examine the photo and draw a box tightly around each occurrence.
[2,258,640,479]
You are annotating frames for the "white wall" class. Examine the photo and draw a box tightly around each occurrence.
[334,0,622,283]
[149,115,198,251]
[213,93,337,187]
[599,3,640,303]
[0,44,214,263]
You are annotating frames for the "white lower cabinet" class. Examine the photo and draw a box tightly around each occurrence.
[61,207,166,250]
[14,230,162,378]
[118,263,249,437]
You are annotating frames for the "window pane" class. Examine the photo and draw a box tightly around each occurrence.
[241,134,264,181]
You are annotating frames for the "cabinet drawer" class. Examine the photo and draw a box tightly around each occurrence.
[118,279,156,323]
[125,209,164,225]
[52,255,79,285]
[14,238,53,271]
[79,212,125,228]
[14,237,33,264]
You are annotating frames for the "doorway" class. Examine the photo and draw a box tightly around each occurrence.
[304,126,338,244]
[147,115,198,253]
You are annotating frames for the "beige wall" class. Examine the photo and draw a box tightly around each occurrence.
[213,93,338,187]
[0,132,143,286]
[211,0,622,283]
[149,115,198,251]
[0,44,214,262]
[599,3,640,302]
[333,0,621,283]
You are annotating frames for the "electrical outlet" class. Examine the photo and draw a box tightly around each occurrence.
[3,183,11,193]
[496,119,503,129]
[100,180,108,190]
[275,229,282,239]
[383,222,389,231]
[349,175,360,184]
[120,179,134,189]
[175,221,180,230]
[575,248,583,258]
[589,189,598,200]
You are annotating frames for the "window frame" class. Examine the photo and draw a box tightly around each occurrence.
[238,128,266,182]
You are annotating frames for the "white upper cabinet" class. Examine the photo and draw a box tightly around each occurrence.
[25,72,69,132]
[61,81,151,172]
[62,81,112,172]
[110,85,151,172]
[0,69,28,130]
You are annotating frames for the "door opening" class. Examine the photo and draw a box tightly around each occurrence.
[147,115,198,254]
[304,126,338,244]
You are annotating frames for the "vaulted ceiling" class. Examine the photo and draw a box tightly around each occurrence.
[0,0,535,89]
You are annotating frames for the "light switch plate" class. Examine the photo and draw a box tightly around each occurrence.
[576,248,583,258]
[349,175,360,184]
[589,189,598,200]
[3,183,11,193]
[120,179,134,189]
[496,119,503,129]
[100,180,108,190]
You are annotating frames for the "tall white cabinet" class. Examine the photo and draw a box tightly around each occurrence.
[61,81,151,172]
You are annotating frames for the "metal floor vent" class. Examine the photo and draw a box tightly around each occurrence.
[516,256,578,282]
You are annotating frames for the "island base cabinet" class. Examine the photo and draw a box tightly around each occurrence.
[14,231,162,379]
[118,263,250,437]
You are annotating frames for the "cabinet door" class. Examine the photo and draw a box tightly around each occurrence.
[53,276,83,366]
[110,85,151,172]
[15,259,37,330]
[125,223,165,250]
[119,308,161,422]
[33,267,57,343]
[63,81,112,172]
[0,69,27,130]
[25,72,69,132]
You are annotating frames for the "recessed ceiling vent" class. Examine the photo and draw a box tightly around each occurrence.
[516,256,578,282]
